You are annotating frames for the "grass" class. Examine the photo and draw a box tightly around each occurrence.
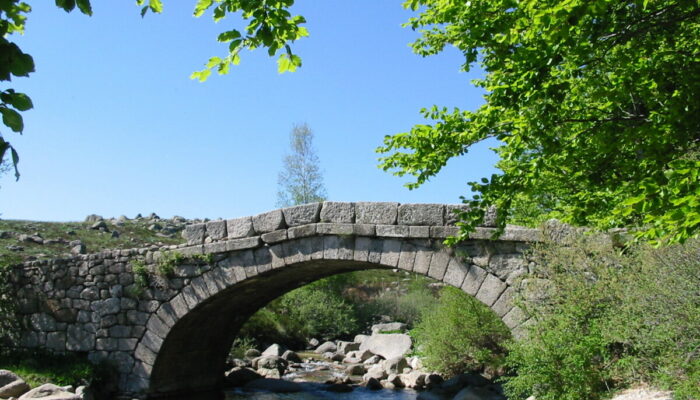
[0,349,111,388]
[0,219,183,266]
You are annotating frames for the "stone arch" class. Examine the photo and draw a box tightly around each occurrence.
[130,234,529,398]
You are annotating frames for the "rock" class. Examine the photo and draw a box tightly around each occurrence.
[111,231,120,239]
[384,357,409,375]
[261,344,286,357]
[347,349,373,362]
[363,355,383,365]
[323,352,344,362]
[400,370,427,389]
[0,369,30,398]
[609,386,674,400]
[441,373,490,393]
[371,322,407,334]
[243,378,303,393]
[359,333,412,359]
[408,356,424,370]
[18,383,81,399]
[345,364,365,376]
[453,386,506,400]
[364,377,383,391]
[281,350,301,363]
[424,373,444,389]
[89,221,107,231]
[74,386,94,400]
[363,364,387,380]
[382,380,396,390]
[18,234,43,244]
[354,334,369,344]
[6,245,23,251]
[254,355,288,377]
[84,214,103,223]
[307,338,320,349]
[244,349,261,360]
[386,373,404,388]
[337,341,360,355]
[0,231,12,239]
[314,341,337,354]
[70,243,86,255]
[224,367,261,387]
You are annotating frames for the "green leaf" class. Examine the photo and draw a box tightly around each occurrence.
[218,30,241,42]
[11,146,19,180]
[0,107,23,133]
[190,69,211,82]
[76,0,93,15]
[194,0,214,17]
[6,92,33,111]
[149,0,163,13]
[55,0,76,12]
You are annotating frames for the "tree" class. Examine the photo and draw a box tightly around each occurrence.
[0,0,308,178]
[276,123,327,207]
[376,0,700,244]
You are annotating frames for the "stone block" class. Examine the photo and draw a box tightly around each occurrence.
[503,306,528,329]
[46,332,66,351]
[261,229,287,244]
[443,259,467,288]
[397,243,417,272]
[206,220,227,241]
[203,242,227,254]
[413,248,432,275]
[225,237,261,251]
[353,224,375,236]
[461,265,488,296]
[355,202,399,225]
[408,226,430,238]
[287,224,316,239]
[376,225,409,238]
[183,224,206,245]
[430,226,460,238]
[353,237,371,262]
[489,254,528,285]
[444,204,471,225]
[320,201,355,223]
[428,251,450,280]
[316,223,354,235]
[475,274,507,307]
[282,203,321,226]
[379,239,401,267]
[398,203,444,226]
[227,216,255,239]
[134,343,157,366]
[491,287,515,317]
[252,210,285,233]
[141,330,164,353]
[66,325,95,351]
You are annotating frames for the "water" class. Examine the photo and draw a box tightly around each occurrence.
[224,359,419,400]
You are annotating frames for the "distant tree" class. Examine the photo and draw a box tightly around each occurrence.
[276,123,327,207]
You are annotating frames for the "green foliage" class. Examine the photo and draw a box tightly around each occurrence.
[131,260,149,289]
[155,251,184,277]
[411,286,510,377]
[0,263,19,347]
[0,348,115,389]
[276,123,327,207]
[377,0,700,244]
[503,238,700,400]
[228,336,257,359]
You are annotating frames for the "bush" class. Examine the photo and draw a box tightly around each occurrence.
[503,237,700,400]
[411,286,510,376]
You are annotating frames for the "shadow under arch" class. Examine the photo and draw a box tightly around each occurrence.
[136,235,529,398]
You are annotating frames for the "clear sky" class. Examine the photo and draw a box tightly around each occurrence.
[0,1,499,222]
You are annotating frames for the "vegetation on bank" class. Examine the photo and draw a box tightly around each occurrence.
[0,348,114,392]
[503,237,700,400]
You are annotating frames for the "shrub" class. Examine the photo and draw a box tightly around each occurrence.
[411,286,510,376]
[503,237,700,400]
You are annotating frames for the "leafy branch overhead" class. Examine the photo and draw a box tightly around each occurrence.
[377,0,700,244]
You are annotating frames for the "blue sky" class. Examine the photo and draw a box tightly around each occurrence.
[0,1,499,222]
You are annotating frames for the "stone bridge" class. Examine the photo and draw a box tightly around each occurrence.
[9,202,543,399]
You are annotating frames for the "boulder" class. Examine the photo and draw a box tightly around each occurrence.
[386,373,404,388]
[0,370,30,398]
[363,355,383,365]
[453,386,506,400]
[262,344,286,357]
[363,364,387,381]
[244,349,261,360]
[18,384,81,399]
[384,357,409,375]
[345,364,365,376]
[400,370,427,389]
[336,341,360,355]
[244,378,303,393]
[347,349,374,362]
[441,373,490,393]
[307,338,320,348]
[354,334,370,344]
[324,383,354,393]
[254,355,288,374]
[224,367,261,387]
[315,341,337,354]
[371,322,407,334]
[360,333,412,359]
[281,350,301,363]
[364,377,383,391]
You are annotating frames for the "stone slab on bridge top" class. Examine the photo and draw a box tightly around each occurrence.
[185,202,513,245]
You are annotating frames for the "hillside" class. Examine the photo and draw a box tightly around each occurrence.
[0,214,195,266]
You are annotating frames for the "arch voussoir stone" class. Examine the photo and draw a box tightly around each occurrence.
[11,202,545,399]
